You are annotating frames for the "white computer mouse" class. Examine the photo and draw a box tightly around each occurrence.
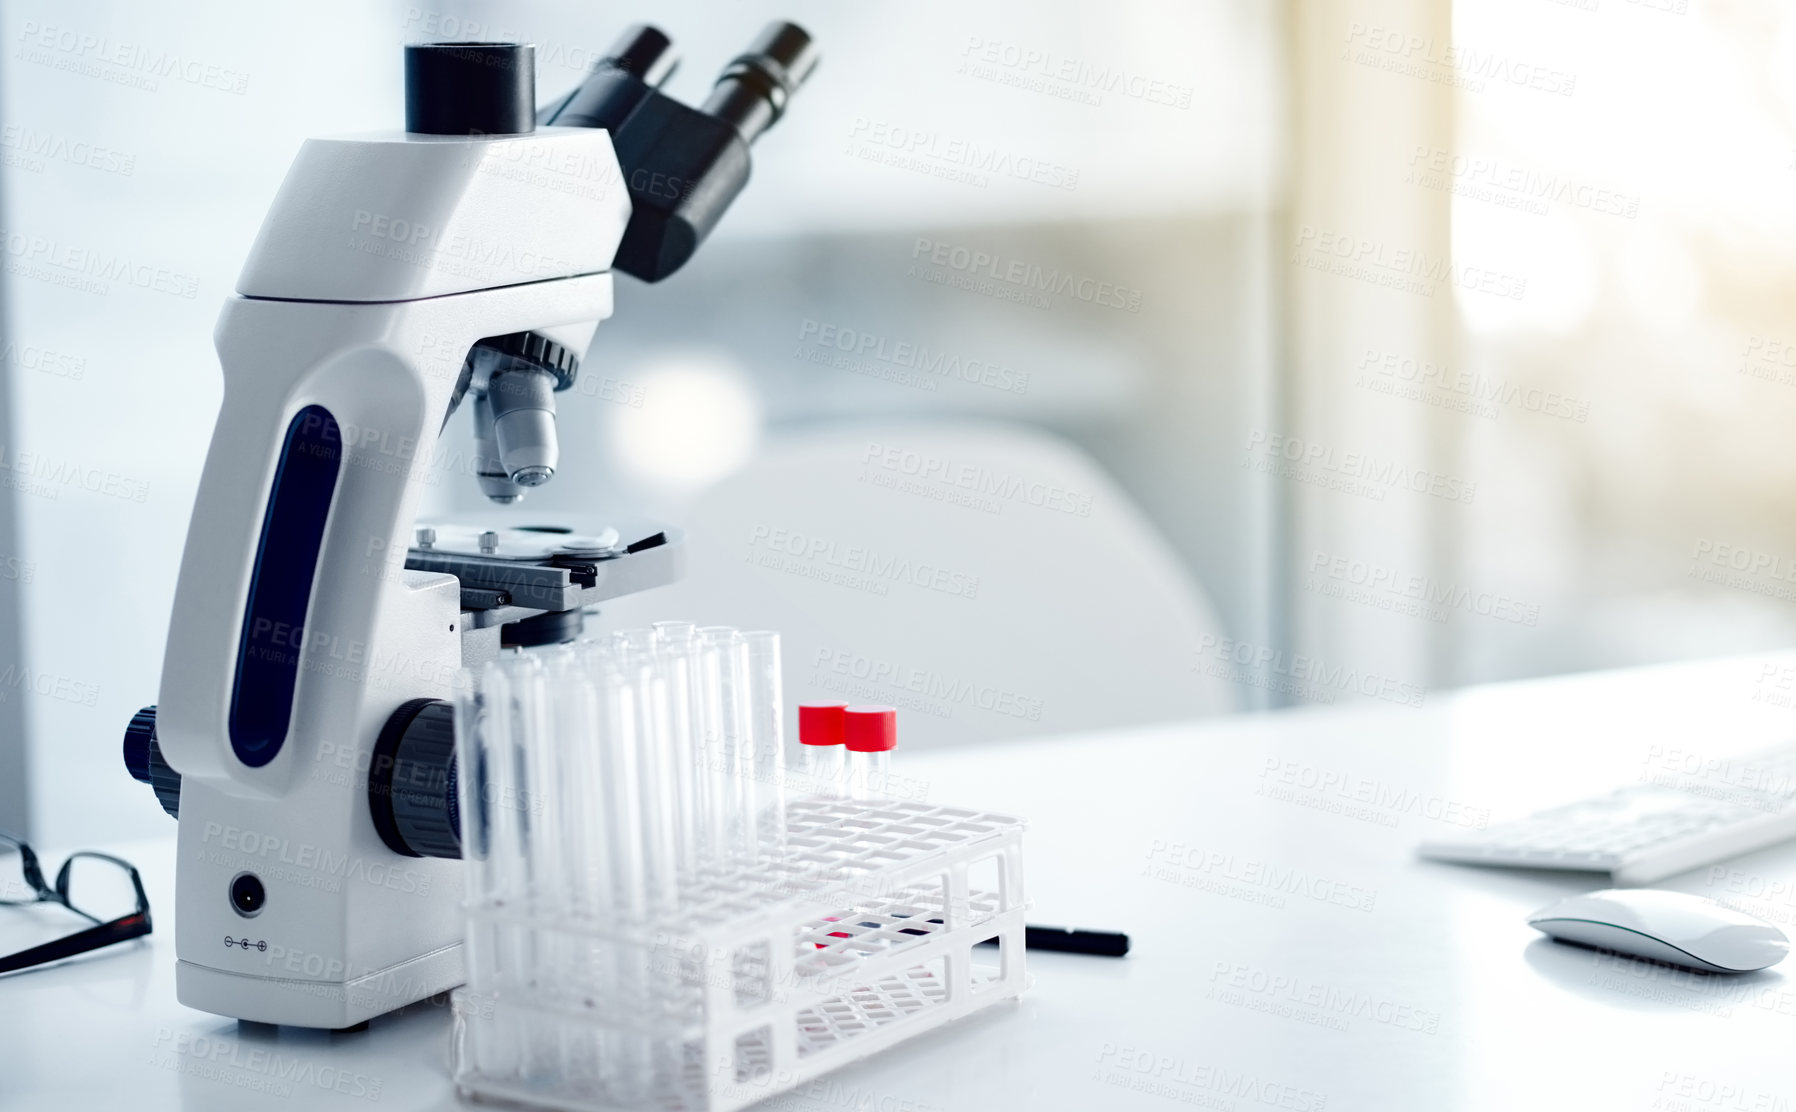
[1528,888,1789,972]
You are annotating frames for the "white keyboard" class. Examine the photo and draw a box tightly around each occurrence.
[1417,742,1796,885]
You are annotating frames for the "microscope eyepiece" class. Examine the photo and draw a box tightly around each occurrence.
[703,22,819,145]
[602,24,678,87]
[540,24,678,131]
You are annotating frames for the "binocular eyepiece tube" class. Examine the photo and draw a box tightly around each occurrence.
[545,21,819,282]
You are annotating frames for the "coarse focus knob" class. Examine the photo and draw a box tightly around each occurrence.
[369,699,461,859]
[122,705,181,819]
[404,42,536,136]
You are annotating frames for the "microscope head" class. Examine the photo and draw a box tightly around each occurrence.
[415,23,818,504]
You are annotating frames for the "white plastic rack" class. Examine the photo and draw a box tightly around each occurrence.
[451,795,1029,1112]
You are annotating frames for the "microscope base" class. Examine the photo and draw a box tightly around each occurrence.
[176,941,464,1029]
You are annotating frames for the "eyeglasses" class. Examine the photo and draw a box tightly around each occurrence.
[0,832,151,975]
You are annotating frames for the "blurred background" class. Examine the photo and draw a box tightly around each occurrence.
[1,0,1790,845]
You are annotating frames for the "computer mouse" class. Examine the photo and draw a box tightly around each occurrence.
[1527,888,1789,972]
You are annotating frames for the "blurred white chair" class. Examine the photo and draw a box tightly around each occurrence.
[599,420,1237,748]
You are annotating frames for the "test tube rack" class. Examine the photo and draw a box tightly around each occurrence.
[450,796,1029,1112]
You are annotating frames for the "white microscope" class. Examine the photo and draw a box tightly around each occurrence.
[118,23,817,1029]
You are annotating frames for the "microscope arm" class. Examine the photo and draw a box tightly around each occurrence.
[155,276,616,797]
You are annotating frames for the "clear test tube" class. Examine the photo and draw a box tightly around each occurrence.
[651,641,701,882]
[682,631,733,867]
[588,658,646,917]
[651,620,696,645]
[611,627,656,661]
[499,656,560,1080]
[796,704,847,796]
[539,647,604,1087]
[560,646,616,921]
[622,655,678,916]
[534,648,581,1006]
[740,631,787,853]
[453,662,519,1078]
[589,655,652,1103]
[699,627,756,860]
[843,705,897,802]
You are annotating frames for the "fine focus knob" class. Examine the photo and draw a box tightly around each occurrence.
[369,699,461,859]
[122,705,181,819]
[404,42,536,136]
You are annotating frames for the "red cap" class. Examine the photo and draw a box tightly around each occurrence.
[843,705,897,752]
[798,704,847,746]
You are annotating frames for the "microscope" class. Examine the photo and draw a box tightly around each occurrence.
[117,23,817,1029]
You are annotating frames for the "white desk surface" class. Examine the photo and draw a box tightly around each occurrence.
[11,651,1796,1112]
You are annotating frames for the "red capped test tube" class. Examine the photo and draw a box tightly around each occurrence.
[797,703,847,796]
[843,705,897,800]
